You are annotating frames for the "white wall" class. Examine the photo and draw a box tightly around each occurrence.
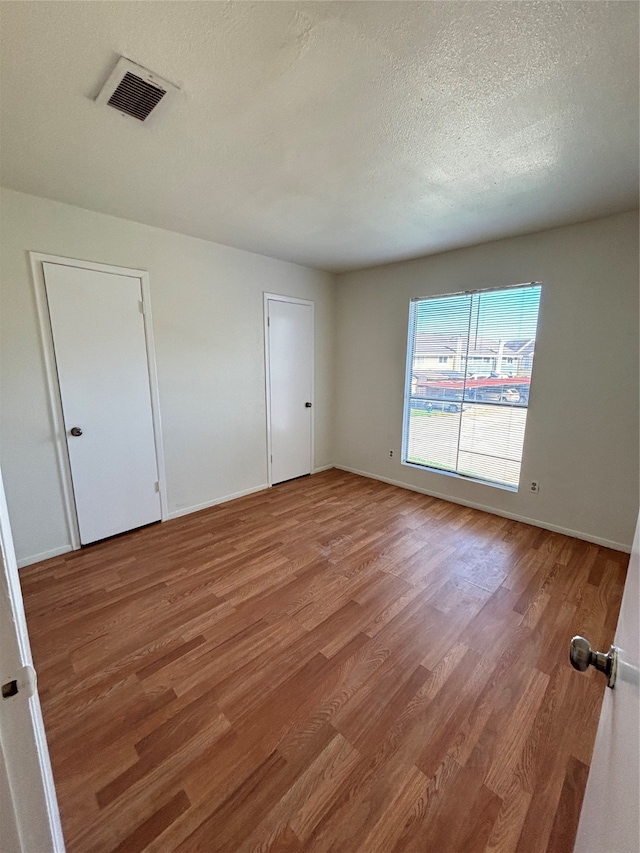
[0,188,335,566]
[2,189,637,561]
[334,211,639,551]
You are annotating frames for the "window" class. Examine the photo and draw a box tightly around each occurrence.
[402,282,542,490]
[438,356,449,363]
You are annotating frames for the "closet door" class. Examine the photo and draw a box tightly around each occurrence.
[44,262,161,544]
[266,297,313,485]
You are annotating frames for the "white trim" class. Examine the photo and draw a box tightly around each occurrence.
[263,293,315,488]
[401,296,416,472]
[401,283,542,492]
[401,460,517,493]
[313,464,334,474]
[139,272,169,521]
[334,464,631,553]
[263,293,316,306]
[0,469,65,852]
[27,698,66,853]
[29,253,168,553]
[30,254,82,551]
[263,295,272,487]
[17,545,73,570]
[409,280,542,303]
[30,252,151,280]
[167,483,269,520]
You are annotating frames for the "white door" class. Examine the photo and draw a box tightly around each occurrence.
[573,511,640,852]
[43,263,161,544]
[266,297,313,485]
[0,467,64,852]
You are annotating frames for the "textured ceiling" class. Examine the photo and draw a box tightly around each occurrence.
[1,1,638,272]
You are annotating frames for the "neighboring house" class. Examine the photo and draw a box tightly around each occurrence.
[412,334,534,377]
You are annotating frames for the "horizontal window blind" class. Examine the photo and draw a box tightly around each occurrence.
[402,283,542,489]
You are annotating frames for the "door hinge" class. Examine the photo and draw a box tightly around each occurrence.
[154,481,160,493]
[139,300,145,315]
[267,316,270,326]
[270,455,273,463]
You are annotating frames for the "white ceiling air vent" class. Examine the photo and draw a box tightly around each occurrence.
[95,57,179,123]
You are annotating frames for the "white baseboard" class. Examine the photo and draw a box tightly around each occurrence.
[17,478,296,566]
[170,471,334,518]
[17,545,73,569]
[334,465,631,554]
[167,483,269,520]
[313,464,335,474]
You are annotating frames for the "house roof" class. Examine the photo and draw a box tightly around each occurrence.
[413,334,535,358]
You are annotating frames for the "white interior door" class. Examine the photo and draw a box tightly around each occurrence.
[573,511,640,852]
[43,263,161,545]
[267,297,313,485]
[0,466,64,852]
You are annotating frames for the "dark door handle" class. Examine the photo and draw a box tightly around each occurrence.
[305,402,312,408]
[70,427,83,437]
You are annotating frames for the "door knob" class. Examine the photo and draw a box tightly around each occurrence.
[70,427,83,437]
[305,402,312,408]
[570,636,618,688]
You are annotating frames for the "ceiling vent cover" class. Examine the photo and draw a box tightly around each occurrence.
[95,57,179,123]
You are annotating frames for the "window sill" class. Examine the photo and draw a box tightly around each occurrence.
[401,460,519,493]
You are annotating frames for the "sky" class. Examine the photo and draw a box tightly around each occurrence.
[414,284,542,342]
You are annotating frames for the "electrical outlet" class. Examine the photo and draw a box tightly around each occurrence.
[389,450,394,458]
[530,480,540,494]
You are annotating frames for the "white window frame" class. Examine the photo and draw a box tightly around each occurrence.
[401,282,541,492]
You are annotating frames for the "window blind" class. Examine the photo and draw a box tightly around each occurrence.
[402,283,542,490]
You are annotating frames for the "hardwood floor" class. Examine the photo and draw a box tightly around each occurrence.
[20,469,628,853]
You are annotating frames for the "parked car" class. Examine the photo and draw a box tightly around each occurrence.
[477,387,521,403]
[501,388,521,403]
[412,399,469,414]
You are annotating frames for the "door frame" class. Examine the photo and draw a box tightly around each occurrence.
[30,253,168,553]
[263,293,315,488]
[0,464,65,852]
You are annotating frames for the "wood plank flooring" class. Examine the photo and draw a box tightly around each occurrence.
[20,469,628,853]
